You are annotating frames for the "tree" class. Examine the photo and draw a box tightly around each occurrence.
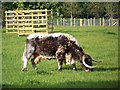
[85,2,106,18]
[105,2,119,18]
[13,1,24,10]
[1,2,119,28]
[63,2,81,18]
[41,2,64,18]
[2,2,14,27]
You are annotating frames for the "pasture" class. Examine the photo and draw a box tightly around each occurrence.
[2,26,119,88]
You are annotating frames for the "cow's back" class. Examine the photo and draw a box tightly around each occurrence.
[26,33,80,57]
[27,33,79,46]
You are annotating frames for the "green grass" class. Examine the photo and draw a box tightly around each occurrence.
[2,26,119,88]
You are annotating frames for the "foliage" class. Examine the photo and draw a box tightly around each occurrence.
[105,2,119,18]
[1,2,119,27]
[2,26,119,88]
[85,2,106,18]
[2,2,118,18]
[62,2,81,18]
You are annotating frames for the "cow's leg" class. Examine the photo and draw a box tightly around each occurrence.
[57,60,63,72]
[22,44,35,71]
[34,55,42,64]
[31,55,42,70]
[72,63,77,71]
[22,51,28,71]
[31,58,37,70]
[70,58,77,71]
[56,45,66,72]
[30,53,41,70]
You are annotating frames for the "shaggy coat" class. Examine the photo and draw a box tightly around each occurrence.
[22,33,94,72]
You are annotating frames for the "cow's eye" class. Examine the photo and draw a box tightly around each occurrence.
[88,59,91,62]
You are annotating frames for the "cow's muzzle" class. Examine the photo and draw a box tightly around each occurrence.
[22,68,27,72]
[82,55,96,71]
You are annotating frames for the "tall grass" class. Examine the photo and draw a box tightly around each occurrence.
[2,26,119,88]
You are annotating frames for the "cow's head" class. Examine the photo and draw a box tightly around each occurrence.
[82,54,95,72]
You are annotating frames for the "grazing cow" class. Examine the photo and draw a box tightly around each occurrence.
[22,33,95,72]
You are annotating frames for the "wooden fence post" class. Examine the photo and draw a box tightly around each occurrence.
[102,17,105,26]
[22,11,25,32]
[60,18,62,26]
[70,18,72,26]
[93,17,95,26]
[5,11,8,33]
[63,18,65,26]
[88,19,90,26]
[51,9,53,32]
[45,9,48,33]
[12,13,15,31]
[84,18,86,26]
[31,11,34,32]
[100,18,101,26]
[74,18,75,27]
[108,18,111,26]
[16,11,18,34]
[80,18,82,26]
[90,18,92,26]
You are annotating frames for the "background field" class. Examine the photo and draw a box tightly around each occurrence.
[2,26,119,88]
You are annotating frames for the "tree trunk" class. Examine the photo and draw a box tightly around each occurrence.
[71,12,73,19]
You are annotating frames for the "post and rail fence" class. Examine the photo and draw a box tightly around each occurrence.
[5,9,118,36]
[5,9,53,36]
[54,17,118,27]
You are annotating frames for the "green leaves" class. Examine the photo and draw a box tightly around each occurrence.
[2,2,119,18]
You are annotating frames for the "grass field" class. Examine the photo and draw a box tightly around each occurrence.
[2,26,119,88]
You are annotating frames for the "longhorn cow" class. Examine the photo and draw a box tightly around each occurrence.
[22,33,95,72]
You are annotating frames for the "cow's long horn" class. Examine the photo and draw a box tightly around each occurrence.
[92,59,102,62]
[82,55,95,69]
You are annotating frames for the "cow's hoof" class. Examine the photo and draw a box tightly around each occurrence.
[73,69,77,71]
[85,69,90,72]
[90,68,93,72]
[22,68,27,72]
[34,67,38,70]
[58,69,62,72]
[34,60,39,64]
[73,68,77,71]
